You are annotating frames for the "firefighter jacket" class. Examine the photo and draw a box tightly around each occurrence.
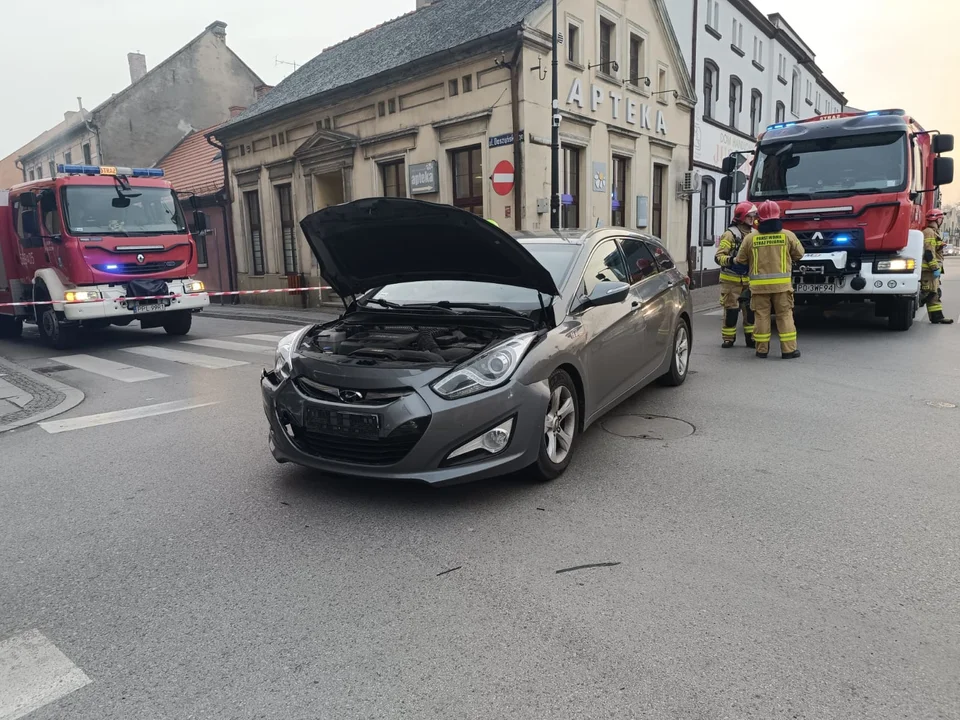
[714,224,752,284]
[922,227,944,277]
[735,228,805,294]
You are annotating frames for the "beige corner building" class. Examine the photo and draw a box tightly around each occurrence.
[214,0,696,304]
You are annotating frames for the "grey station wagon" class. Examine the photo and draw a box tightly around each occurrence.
[262,198,692,485]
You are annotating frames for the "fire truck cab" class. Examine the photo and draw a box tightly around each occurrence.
[0,164,210,348]
[722,109,954,331]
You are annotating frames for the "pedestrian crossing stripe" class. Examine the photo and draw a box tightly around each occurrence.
[237,333,289,343]
[122,346,248,369]
[184,338,277,355]
[39,399,220,434]
[53,354,168,383]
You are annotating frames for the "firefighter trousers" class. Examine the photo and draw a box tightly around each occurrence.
[720,281,754,344]
[921,276,947,322]
[751,291,797,355]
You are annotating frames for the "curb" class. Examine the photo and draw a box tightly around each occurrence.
[0,358,85,433]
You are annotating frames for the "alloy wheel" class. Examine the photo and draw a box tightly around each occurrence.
[675,325,689,377]
[544,385,576,464]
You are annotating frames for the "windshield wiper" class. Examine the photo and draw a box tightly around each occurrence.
[357,297,402,309]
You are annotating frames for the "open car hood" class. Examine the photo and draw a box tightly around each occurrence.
[299,198,560,298]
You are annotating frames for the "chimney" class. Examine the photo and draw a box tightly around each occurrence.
[416,0,435,8]
[207,20,227,41]
[255,84,273,101]
[127,52,147,84]
[229,106,246,118]
[64,110,78,122]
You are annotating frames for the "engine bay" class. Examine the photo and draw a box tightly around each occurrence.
[301,322,515,365]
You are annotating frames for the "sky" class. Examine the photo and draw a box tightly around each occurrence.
[1,0,956,200]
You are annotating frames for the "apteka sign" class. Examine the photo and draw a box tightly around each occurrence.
[566,78,668,135]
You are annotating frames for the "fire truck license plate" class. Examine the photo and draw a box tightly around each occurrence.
[796,283,837,293]
[130,301,170,313]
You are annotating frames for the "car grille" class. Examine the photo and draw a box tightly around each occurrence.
[294,377,410,406]
[93,260,184,275]
[793,229,863,251]
[291,417,429,466]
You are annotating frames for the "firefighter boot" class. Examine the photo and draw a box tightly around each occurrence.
[742,302,756,348]
[721,308,739,348]
[927,299,954,324]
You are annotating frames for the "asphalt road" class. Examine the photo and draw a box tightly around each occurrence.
[2,270,959,720]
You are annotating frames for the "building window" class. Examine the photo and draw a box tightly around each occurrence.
[775,101,786,123]
[452,146,483,216]
[703,60,718,119]
[657,66,668,102]
[28,169,35,181]
[462,74,472,93]
[567,22,581,64]
[276,184,297,274]
[279,133,286,146]
[651,164,666,239]
[705,0,720,32]
[815,91,821,113]
[64,151,72,165]
[729,76,742,129]
[388,99,396,114]
[448,79,458,96]
[791,69,801,115]
[806,79,813,103]
[49,161,56,178]
[753,37,764,66]
[378,101,386,116]
[700,176,715,244]
[562,146,581,229]
[777,54,787,79]
[36,166,42,179]
[612,155,628,227]
[245,190,264,276]
[381,160,407,198]
[82,143,92,165]
[192,220,208,267]
[750,90,762,136]
[731,19,740,48]
[629,33,644,87]
[599,18,615,74]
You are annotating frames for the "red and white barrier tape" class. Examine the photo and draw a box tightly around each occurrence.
[0,285,333,308]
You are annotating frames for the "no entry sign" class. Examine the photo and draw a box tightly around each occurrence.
[492,160,515,196]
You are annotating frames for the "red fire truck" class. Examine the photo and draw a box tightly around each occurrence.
[721,109,954,330]
[0,164,209,348]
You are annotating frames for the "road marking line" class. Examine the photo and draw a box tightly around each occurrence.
[184,339,276,355]
[39,399,219,434]
[236,333,288,343]
[0,629,91,720]
[53,354,168,382]
[122,346,248,369]
[702,309,724,317]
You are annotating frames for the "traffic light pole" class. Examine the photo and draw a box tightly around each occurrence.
[550,0,560,229]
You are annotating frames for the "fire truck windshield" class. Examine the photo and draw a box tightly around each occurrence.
[61,186,187,236]
[750,131,908,200]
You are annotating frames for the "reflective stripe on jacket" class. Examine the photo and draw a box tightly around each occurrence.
[734,229,805,294]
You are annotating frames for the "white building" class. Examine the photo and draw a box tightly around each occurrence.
[663,0,846,284]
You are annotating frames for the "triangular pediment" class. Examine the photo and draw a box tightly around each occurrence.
[293,128,358,158]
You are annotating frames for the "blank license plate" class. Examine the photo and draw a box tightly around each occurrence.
[796,283,837,293]
[305,408,380,437]
[130,301,170,313]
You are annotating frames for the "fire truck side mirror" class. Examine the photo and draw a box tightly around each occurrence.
[721,157,737,174]
[193,211,209,233]
[718,176,732,202]
[934,156,954,187]
[19,191,37,209]
[933,134,954,154]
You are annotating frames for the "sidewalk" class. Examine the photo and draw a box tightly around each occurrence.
[203,286,721,326]
[0,358,84,433]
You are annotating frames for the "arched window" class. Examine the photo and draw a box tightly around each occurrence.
[750,89,762,136]
[775,100,786,123]
[790,69,801,115]
[700,176,716,244]
[729,76,742,129]
[703,60,719,119]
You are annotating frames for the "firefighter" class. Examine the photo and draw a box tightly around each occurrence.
[735,200,806,359]
[921,208,953,324]
[714,202,758,348]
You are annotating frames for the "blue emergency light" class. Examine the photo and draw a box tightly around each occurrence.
[834,235,851,244]
[57,164,164,178]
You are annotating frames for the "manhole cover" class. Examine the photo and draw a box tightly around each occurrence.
[600,414,695,440]
[926,401,957,409]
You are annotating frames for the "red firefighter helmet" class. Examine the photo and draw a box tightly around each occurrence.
[757,200,782,222]
[926,208,945,223]
[733,202,758,225]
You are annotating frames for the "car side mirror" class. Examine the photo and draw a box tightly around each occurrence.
[586,281,630,309]
[934,156,954,186]
[933,134,954,154]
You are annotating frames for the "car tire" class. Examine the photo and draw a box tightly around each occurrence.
[38,306,78,350]
[162,311,192,336]
[658,318,691,387]
[529,369,579,482]
[0,315,23,339]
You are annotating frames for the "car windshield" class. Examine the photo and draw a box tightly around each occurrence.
[750,131,908,199]
[371,243,579,311]
[62,185,187,235]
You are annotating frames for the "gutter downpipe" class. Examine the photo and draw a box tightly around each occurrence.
[686,0,699,286]
[205,132,237,303]
[509,31,524,231]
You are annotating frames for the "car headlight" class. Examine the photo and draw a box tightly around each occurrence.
[431,332,538,399]
[875,258,916,273]
[64,290,100,303]
[274,326,311,378]
[184,280,205,293]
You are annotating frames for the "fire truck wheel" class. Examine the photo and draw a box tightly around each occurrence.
[0,315,23,339]
[888,296,915,332]
[38,307,78,349]
[162,311,193,336]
